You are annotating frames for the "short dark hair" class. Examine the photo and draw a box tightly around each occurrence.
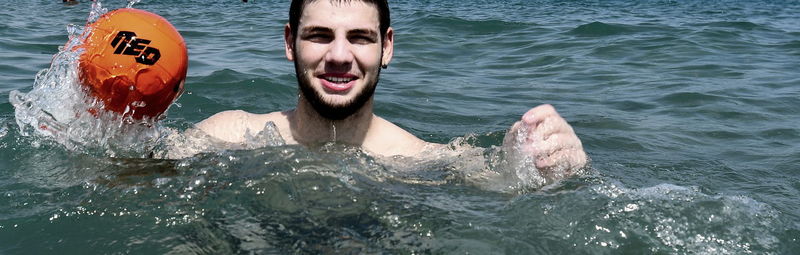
[289,0,390,41]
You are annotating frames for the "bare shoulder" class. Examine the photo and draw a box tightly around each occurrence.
[196,110,292,143]
[363,116,442,157]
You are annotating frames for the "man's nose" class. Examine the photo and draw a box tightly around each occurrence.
[324,37,354,66]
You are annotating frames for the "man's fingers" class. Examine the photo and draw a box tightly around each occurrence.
[531,133,582,159]
[522,104,556,125]
[523,105,576,139]
[537,116,572,140]
[534,148,587,172]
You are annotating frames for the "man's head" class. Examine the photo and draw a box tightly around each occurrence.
[285,0,393,120]
[290,0,390,45]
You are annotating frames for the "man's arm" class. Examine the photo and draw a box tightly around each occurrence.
[363,115,443,157]
[194,110,255,144]
[195,110,291,144]
[162,110,289,159]
[374,104,586,192]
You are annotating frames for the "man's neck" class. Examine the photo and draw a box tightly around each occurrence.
[289,95,374,146]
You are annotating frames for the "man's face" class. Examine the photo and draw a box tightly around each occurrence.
[286,0,393,120]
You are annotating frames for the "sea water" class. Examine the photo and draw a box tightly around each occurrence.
[0,0,798,253]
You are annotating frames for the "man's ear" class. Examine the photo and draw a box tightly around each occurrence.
[381,27,394,67]
[284,23,295,61]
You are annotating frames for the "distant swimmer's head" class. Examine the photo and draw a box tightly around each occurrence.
[78,8,188,120]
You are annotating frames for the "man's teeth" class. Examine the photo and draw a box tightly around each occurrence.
[324,76,354,83]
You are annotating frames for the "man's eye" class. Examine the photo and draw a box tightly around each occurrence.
[350,36,375,44]
[305,34,332,43]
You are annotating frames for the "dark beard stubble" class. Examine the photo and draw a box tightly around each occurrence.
[293,58,380,121]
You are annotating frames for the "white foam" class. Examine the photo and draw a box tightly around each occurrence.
[587,182,780,254]
[0,118,7,139]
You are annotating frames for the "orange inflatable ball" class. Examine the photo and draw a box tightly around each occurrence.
[78,8,188,120]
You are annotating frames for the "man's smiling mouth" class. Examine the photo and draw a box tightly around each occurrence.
[318,74,357,92]
[323,76,356,83]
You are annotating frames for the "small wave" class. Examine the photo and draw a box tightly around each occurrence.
[698,21,762,31]
[656,91,724,108]
[569,21,633,37]
[606,100,658,112]
[406,14,529,35]
[758,128,800,140]
[779,40,800,53]
[195,68,252,84]
[175,29,211,38]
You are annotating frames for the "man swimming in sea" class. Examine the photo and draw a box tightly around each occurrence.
[195,0,588,175]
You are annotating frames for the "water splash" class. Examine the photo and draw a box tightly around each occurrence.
[7,0,164,158]
[441,124,552,192]
[580,182,781,253]
[127,0,142,8]
[87,0,109,24]
[161,121,286,159]
[377,130,567,193]
[508,123,548,188]
[0,118,7,139]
